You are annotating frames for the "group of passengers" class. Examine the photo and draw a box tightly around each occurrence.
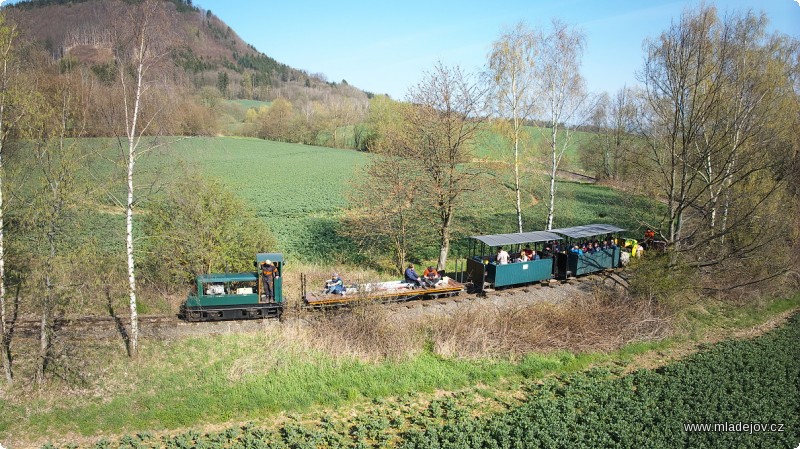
[568,239,617,256]
[494,244,545,265]
[404,264,441,288]
[488,238,621,265]
[322,264,442,295]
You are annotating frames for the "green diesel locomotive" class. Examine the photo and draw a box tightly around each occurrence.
[180,253,284,321]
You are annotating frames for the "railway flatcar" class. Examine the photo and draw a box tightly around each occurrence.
[302,275,463,307]
[180,253,284,321]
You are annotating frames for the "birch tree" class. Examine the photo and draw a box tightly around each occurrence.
[111,0,170,356]
[638,4,798,277]
[488,22,539,232]
[534,20,591,230]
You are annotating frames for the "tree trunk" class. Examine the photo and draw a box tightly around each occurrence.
[0,33,11,385]
[126,152,138,357]
[513,125,523,233]
[36,305,49,384]
[546,125,558,230]
[0,141,9,385]
[436,210,453,271]
[37,232,56,384]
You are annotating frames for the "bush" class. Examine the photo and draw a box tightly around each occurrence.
[140,174,277,287]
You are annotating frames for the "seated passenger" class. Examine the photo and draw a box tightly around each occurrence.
[422,266,441,287]
[404,264,424,288]
[570,245,584,256]
[324,273,344,295]
[515,252,529,263]
[532,250,541,260]
[523,244,534,260]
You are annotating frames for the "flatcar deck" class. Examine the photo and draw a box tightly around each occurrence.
[304,277,464,307]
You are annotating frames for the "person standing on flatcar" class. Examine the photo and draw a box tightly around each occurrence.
[260,259,279,302]
[496,247,510,265]
[643,229,655,249]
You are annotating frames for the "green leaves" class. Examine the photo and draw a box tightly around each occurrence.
[140,173,276,286]
[399,314,800,449]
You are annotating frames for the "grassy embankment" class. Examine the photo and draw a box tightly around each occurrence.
[0,291,797,447]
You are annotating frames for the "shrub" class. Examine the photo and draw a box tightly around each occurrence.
[140,173,276,287]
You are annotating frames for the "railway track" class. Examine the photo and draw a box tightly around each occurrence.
[4,270,626,341]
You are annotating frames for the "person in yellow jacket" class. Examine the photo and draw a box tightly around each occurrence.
[624,238,639,257]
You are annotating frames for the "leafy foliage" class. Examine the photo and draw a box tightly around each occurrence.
[140,173,276,286]
[400,313,800,449]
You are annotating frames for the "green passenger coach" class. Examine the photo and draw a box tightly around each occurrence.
[180,252,284,321]
[465,230,563,291]
[549,224,624,278]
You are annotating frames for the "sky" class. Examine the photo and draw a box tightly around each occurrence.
[192,0,799,99]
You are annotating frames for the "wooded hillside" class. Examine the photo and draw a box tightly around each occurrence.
[6,0,370,102]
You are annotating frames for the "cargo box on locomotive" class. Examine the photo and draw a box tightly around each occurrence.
[180,253,284,321]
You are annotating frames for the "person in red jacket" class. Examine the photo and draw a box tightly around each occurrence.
[644,229,656,248]
[422,266,441,287]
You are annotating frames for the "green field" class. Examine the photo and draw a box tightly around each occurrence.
[10,134,658,269]
[475,125,596,175]
[169,136,655,263]
[39,135,654,263]
[161,137,370,260]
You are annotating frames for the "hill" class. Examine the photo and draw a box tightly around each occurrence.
[4,0,370,102]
